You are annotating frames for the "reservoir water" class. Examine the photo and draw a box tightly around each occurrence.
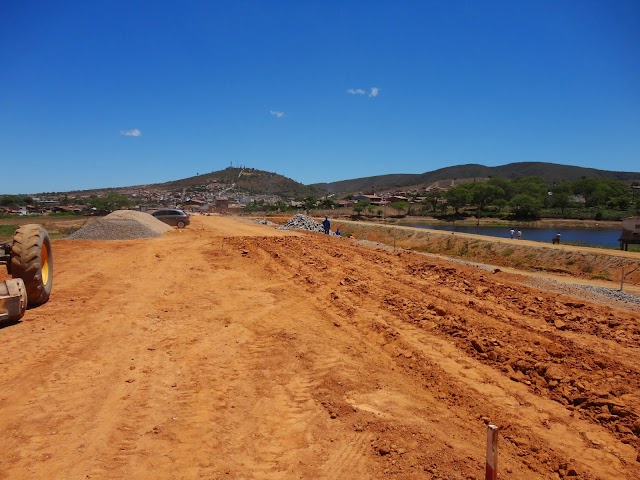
[408,224,622,248]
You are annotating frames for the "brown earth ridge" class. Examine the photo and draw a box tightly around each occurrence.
[1,215,639,479]
[329,219,640,289]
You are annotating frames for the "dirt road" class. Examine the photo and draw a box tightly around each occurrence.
[1,215,639,479]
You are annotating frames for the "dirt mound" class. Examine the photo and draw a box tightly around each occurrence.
[67,210,171,240]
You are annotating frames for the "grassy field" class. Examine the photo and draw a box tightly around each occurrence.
[0,215,88,242]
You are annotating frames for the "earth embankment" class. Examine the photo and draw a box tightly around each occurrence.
[331,219,640,288]
[1,214,639,479]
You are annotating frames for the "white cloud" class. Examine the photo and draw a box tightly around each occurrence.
[120,128,142,137]
[347,87,380,97]
[270,110,285,118]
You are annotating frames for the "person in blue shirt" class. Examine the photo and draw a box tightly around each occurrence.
[322,215,330,234]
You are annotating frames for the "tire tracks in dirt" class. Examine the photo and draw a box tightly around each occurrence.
[230,234,640,479]
[1,216,639,479]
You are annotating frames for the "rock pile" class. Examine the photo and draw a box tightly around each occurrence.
[277,214,335,234]
[67,210,172,240]
[252,219,276,226]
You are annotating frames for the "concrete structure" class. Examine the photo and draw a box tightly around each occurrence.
[620,216,640,250]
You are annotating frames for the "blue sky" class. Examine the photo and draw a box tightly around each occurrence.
[1,0,638,194]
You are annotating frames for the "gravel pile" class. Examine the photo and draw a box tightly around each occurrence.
[439,255,640,309]
[252,219,276,226]
[277,214,336,234]
[67,210,172,240]
[526,276,640,309]
[442,256,640,307]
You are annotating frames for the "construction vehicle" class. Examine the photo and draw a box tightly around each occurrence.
[0,225,53,322]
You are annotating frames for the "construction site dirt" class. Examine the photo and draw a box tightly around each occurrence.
[1,215,639,479]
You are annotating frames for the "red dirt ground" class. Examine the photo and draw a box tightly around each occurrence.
[1,215,639,479]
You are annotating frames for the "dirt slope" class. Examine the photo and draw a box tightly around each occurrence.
[331,220,640,288]
[1,215,639,479]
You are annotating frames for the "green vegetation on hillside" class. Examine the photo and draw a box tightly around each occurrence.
[318,162,640,194]
[427,176,640,220]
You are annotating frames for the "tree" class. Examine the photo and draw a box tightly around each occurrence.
[303,196,317,211]
[494,198,508,214]
[275,201,292,212]
[590,184,614,208]
[550,180,573,214]
[510,194,541,219]
[89,193,132,212]
[510,176,547,201]
[353,200,371,215]
[608,196,631,210]
[422,191,441,212]
[487,177,512,198]
[244,200,265,212]
[468,183,503,213]
[353,200,370,216]
[319,198,335,209]
[0,195,21,207]
[389,201,409,216]
[572,178,630,209]
[445,186,472,215]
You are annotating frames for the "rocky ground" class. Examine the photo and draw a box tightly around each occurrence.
[1,214,639,479]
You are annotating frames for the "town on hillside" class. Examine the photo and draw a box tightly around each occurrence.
[2,166,640,222]
[0,183,443,216]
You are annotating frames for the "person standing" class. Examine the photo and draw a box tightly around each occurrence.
[517,230,522,240]
[510,228,515,239]
[322,215,330,234]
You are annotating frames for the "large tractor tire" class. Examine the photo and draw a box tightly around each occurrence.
[10,224,53,307]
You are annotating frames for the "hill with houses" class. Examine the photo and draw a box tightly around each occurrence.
[2,163,639,216]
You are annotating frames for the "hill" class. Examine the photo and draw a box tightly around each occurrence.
[315,162,640,194]
[22,162,640,200]
[54,167,326,199]
[158,167,325,198]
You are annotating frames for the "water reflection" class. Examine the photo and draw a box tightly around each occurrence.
[408,224,621,248]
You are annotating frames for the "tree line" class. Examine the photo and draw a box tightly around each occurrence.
[427,176,640,220]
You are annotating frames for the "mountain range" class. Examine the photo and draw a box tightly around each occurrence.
[42,162,640,199]
[312,162,640,194]
[161,162,640,197]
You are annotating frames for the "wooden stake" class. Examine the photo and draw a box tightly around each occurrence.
[486,424,498,480]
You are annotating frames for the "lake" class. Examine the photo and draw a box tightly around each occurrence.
[408,224,622,248]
